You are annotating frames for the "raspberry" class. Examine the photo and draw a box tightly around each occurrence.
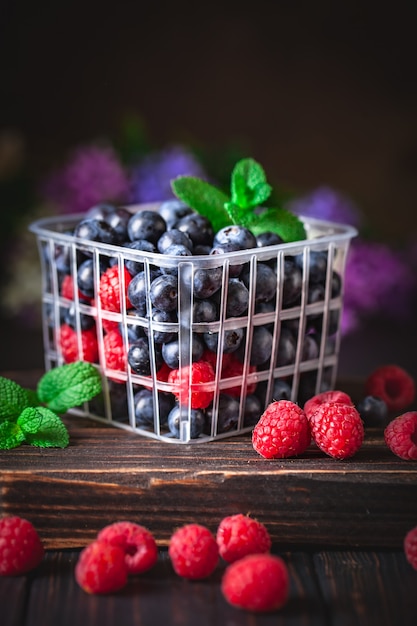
[98,266,133,313]
[59,322,99,364]
[365,364,415,412]
[404,525,417,570]
[97,521,158,575]
[75,540,128,594]
[216,514,271,563]
[168,523,219,579]
[168,360,215,409]
[220,353,257,397]
[252,400,311,459]
[221,553,289,612]
[0,516,44,576]
[384,411,417,460]
[310,402,364,459]
[304,389,353,421]
[103,329,126,374]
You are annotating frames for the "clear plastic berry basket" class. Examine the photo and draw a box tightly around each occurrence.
[29,204,357,444]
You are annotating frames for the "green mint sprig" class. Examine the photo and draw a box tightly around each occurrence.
[0,361,102,450]
[171,157,306,243]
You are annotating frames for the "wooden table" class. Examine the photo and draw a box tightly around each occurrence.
[1,370,417,625]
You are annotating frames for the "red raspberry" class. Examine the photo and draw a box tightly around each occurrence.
[168,360,215,409]
[220,353,257,397]
[75,540,128,594]
[252,400,311,459]
[384,411,417,460]
[221,553,289,612]
[310,402,364,459]
[0,516,44,576]
[103,329,126,374]
[304,389,353,421]
[168,523,219,580]
[98,266,132,313]
[365,364,415,412]
[97,521,158,575]
[404,525,417,570]
[59,322,98,364]
[216,514,271,563]
[61,273,91,302]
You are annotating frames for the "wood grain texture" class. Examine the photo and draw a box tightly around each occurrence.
[1,410,416,549]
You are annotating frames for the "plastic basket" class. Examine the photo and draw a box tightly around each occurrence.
[29,204,357,443]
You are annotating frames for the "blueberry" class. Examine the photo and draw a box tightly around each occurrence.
[149,274,178,312]
[302,334,320,361]
[157,229,193,254]
[193,266,223,299]
[223,278,249,317]
[282,257,303,307]
[295,250,328,284]
[128,337,163,375]
[144,308,177,344]
[204,327,244,354]
[64,302,95,330]
[127,209,166,244]
[272,378,292,401]
[276,327,297,366]
[86,204,132,244]
[357,395,389,428]
[256,231,284,247]
[123,240,157,276]
[77,257,109,298]
[158,200,193,228]
[176,213,214,247]
[73,218,119,249]
[167,404,206,439]
[209,243,245,277]
[247,326,273,366]
[241,262,277,304]
[134,388,174,427]
[160,244,193,275]
[243,394,263,427]
[128,269,161,315]
[162,333,204,369]
[193,298,218,323]
[122,312,146,342]
[206,394,240,433]
[213,225,257,250]
[331,271,342,298]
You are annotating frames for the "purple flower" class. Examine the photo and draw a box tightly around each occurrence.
[41,144,130,213]
[286,186,362,227]
[342,239,415,333]
[129,145,207,203]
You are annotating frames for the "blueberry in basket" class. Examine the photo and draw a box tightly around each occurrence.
[47,157,352,441]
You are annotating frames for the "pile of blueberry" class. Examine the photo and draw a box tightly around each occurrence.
[41,201,346,441]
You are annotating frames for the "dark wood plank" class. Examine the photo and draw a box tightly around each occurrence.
[313,550,417,626]
[2,575,29,626]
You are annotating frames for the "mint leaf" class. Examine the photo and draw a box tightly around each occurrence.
[171,176,231,233]
[0,376,29,423]
[25,388,40,407]
[37,361,102,413]
[18,407,69,448]
[0,420,26,449]
[245,207,307,243]
[230,158,272,210]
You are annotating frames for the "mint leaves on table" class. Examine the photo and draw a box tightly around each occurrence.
[0,361,102,450]
[171,157,306,243]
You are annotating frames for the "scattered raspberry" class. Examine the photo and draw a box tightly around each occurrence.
[216,514,271,563]
[365,364,415,412]
[75,540,128,594]
[384,411,417,460]
[252,400,311,459]
[97,521,158,575]
[168,523,219,580]
[310,402,364,459]
[304,389,353,421]
[59,323,99,364]
[0,516,44,576]
[98,266,133,313]
[221,553,289,612]
[404,525,417,570]
[168,360,215,409]
[103,329,126,374]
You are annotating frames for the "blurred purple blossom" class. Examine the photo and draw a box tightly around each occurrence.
[41,145,130,213]
[129,145,207,203]
[342,239,415,334]
[286,186,362,227]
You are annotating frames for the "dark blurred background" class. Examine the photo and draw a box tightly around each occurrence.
[1,0,417,378]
